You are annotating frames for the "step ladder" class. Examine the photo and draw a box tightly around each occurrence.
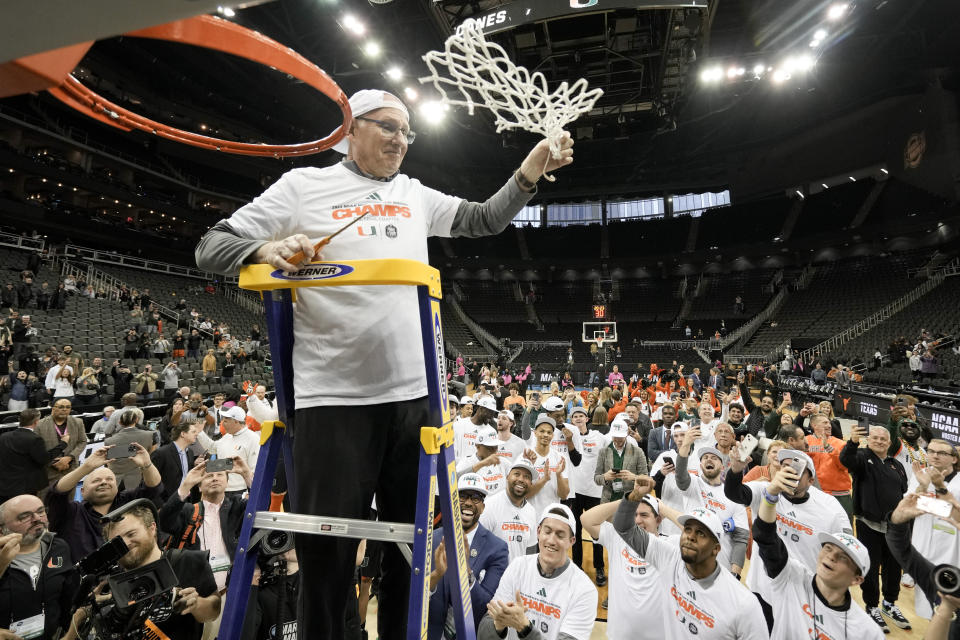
[219,259,476,640]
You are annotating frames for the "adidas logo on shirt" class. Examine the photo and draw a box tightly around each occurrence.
[365,192,383,201]
[537,588,547,598]
[787,511,797,517]
[686,591,697,601]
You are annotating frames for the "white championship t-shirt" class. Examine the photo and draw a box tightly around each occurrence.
[529,450,568,520]
[453,417,479,459]
[757,556,884,640]
[570,429,609,498]
[641,533,768,639]
[456,455,509,496]
[224,164,461,407]
[661,474,748,571]
[909,473,960,618]
[479,491,538,563]
[527,427,582,473]
[742,481,851,592]
[496,433,527,463]
[491,555,597,640]
[597,521,666,640]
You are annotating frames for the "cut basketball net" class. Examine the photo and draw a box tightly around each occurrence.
[420,20,603,181]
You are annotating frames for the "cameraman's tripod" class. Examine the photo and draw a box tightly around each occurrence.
[218,260,475,640]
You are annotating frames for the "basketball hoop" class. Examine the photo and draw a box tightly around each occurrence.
[595,337,605,351]
[46,16,351,157]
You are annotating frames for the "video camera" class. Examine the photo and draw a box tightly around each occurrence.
[934,564,960,597]
[73,501,180,640]
[251,528,296,587]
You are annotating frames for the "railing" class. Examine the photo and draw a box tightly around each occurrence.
[722,287,789,352]
[799,272,947,361]
[0,229,45,252]
[763,269,783,294]
[221,286,265,316]
[795,265,817,290]
[442,297,499,355]
[908,257,960,279]
[639,339,711,349]
[61,244,238,284]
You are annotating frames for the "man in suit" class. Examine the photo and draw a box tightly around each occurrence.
[104,407,157,490]
[647,404,682,463]
[0,409,70,504]
[35,399,88,493]
[689,367,703,395]
[427,473,508,639]
[594,418,649,504]
[707,367,721,390]
[151,421,201,504]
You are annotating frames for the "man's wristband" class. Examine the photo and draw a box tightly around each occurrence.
[514,169,537,191]
[761,488,780,505]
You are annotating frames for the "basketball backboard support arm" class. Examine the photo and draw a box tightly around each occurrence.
[0,0,271,63]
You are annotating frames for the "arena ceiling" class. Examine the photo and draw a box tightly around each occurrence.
[3,0,959,202]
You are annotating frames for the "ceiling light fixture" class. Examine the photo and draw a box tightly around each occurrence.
[827,3,849,20]
[343,14,366,36]
[363,41,381,58]
[385,66,403,80]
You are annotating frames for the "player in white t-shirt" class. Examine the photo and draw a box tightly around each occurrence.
[663,427,749,577]
[195,88,575,639]
[480,458,540,562]
[565,405,610,580]
[455,396,498,460]
[581,494,668,639]
[495,409,527,463]
[479,504,597,640]
[752,464,884,639]
[611,479,768,639]
[457,425,510,496]
[529,396,583,473]
[525,416,569,520]
[724,446,851,595]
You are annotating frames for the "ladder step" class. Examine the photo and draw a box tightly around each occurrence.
[253,511,416,543]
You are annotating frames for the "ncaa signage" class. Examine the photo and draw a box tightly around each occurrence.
[271,263,354,281]
[458,0,705,36]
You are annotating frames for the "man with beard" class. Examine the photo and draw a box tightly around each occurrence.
[480,459,539,562]
[455,396,497,459]
[611,480,766,638]
[752,466,883,639]
[624,401,653,452]
[735,371,774,447]
[647,404,681,463]
[98,502,220,640]
[494,410,526,463]
[427,473,508,639]
[776,424,809,454]
[44,444,162,561]
[891,418,927,486]
[724,445,849,624]
[664,427,749,577]
[535,396,582,473]
[0,495,78,640]
[581,490,667,632]
[478,504,596,640]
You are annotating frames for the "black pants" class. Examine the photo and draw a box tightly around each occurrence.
[856,518,901,608]
[567,493,604,571]
[293,397,428,640]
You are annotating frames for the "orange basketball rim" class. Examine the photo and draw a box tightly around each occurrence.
[14,15,352,157]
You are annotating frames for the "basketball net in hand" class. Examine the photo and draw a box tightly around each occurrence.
[420,20,603,181]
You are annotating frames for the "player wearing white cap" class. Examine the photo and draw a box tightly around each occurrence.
[531,395,582,474]
[566,405,609,580]
[457,425,510,496]
[478,503,597,640]
[663,426,749,577]
[455,395,498,460]
[752,464,884,639]
[612,479,767,638]
[524,416,569,520]
[724,446,850,592]
[495,409,527,463]
[581,493,668,638]
[196,86,575,639]
[460,395,476,418]
[480,458,539,562]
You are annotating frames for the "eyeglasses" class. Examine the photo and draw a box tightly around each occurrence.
[459,493,485,505]
[15,506,46,523]
[356,116,416,145]
[928,449,957,457]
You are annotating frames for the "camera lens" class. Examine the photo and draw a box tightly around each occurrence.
[933,564,960,596]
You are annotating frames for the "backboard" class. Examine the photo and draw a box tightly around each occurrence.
[581,321,617,344]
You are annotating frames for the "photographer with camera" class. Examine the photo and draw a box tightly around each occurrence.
[104,408,157,491]
[110,361,133,403]
[886,492,960,639]
[193,407,259,499]
[69,503,221,640]
[46,444,162,562]
[0,495,79,640]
